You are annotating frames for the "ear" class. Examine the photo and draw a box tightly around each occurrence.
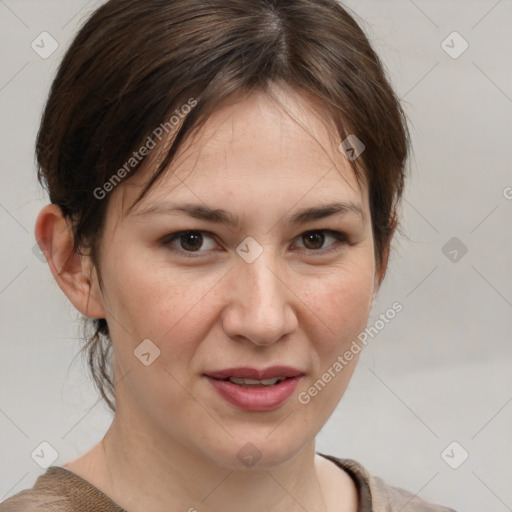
[34,204,106,319]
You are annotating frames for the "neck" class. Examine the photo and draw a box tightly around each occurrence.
[96,410,329,512]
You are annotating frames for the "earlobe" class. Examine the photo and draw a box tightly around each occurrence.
[34,204,105,319]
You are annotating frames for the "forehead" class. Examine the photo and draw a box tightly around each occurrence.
[112,85,368,223]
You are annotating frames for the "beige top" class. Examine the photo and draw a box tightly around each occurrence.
[0,454,457,511]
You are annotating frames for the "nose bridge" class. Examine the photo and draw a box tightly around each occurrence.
[245,250,282,307]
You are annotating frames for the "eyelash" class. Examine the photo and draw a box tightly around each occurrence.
[160,230,348,258]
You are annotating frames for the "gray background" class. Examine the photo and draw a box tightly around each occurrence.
[1,1,511,511]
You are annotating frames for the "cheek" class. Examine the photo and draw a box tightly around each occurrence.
[294,262,374,420]
[299,260,375,352]
[106,260,220,361]
[102,258,218,405]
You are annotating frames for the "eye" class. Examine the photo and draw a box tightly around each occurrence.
[293,230,347,254]
[161,229,347,257]
[161,230,218,257]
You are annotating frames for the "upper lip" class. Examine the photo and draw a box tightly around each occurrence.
[204,366,304,380]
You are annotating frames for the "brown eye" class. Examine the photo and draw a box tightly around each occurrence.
[302,231,325,250]
[162,230,217,256]
[294,230,347,254]
[179,232,204,251]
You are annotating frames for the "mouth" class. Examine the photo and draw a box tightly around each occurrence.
[204,366,304,385]
[203,366,304,411]
[208,375,290,387]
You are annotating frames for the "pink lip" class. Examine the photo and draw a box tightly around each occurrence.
[203,366,305,412]
[204,375,302,411]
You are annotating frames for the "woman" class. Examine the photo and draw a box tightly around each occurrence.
[0,0,457,510]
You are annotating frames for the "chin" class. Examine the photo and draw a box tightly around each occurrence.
[208,433,311,471]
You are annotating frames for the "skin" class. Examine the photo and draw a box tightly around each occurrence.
[35,83,389,512]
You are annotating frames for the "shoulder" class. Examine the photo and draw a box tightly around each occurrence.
[0,467,72,512]
[319,454,458,512]
[368,473,458,512]
[0,466,122,512]
[0,487,71,512]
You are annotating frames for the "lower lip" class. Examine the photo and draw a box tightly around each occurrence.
[204,375,302,411]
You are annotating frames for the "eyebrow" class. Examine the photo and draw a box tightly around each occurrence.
[133,201,364,227]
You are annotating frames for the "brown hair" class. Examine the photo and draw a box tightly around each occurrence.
[36,0,409,413]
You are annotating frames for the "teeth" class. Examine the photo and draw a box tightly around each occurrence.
[228,377,287,387]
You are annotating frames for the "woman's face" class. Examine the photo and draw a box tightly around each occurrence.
[91,85,378,468]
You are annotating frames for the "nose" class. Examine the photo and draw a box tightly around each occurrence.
[221,250,297,347]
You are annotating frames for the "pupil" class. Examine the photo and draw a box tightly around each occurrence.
[181,232,203,251]
[303,231,324,250]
